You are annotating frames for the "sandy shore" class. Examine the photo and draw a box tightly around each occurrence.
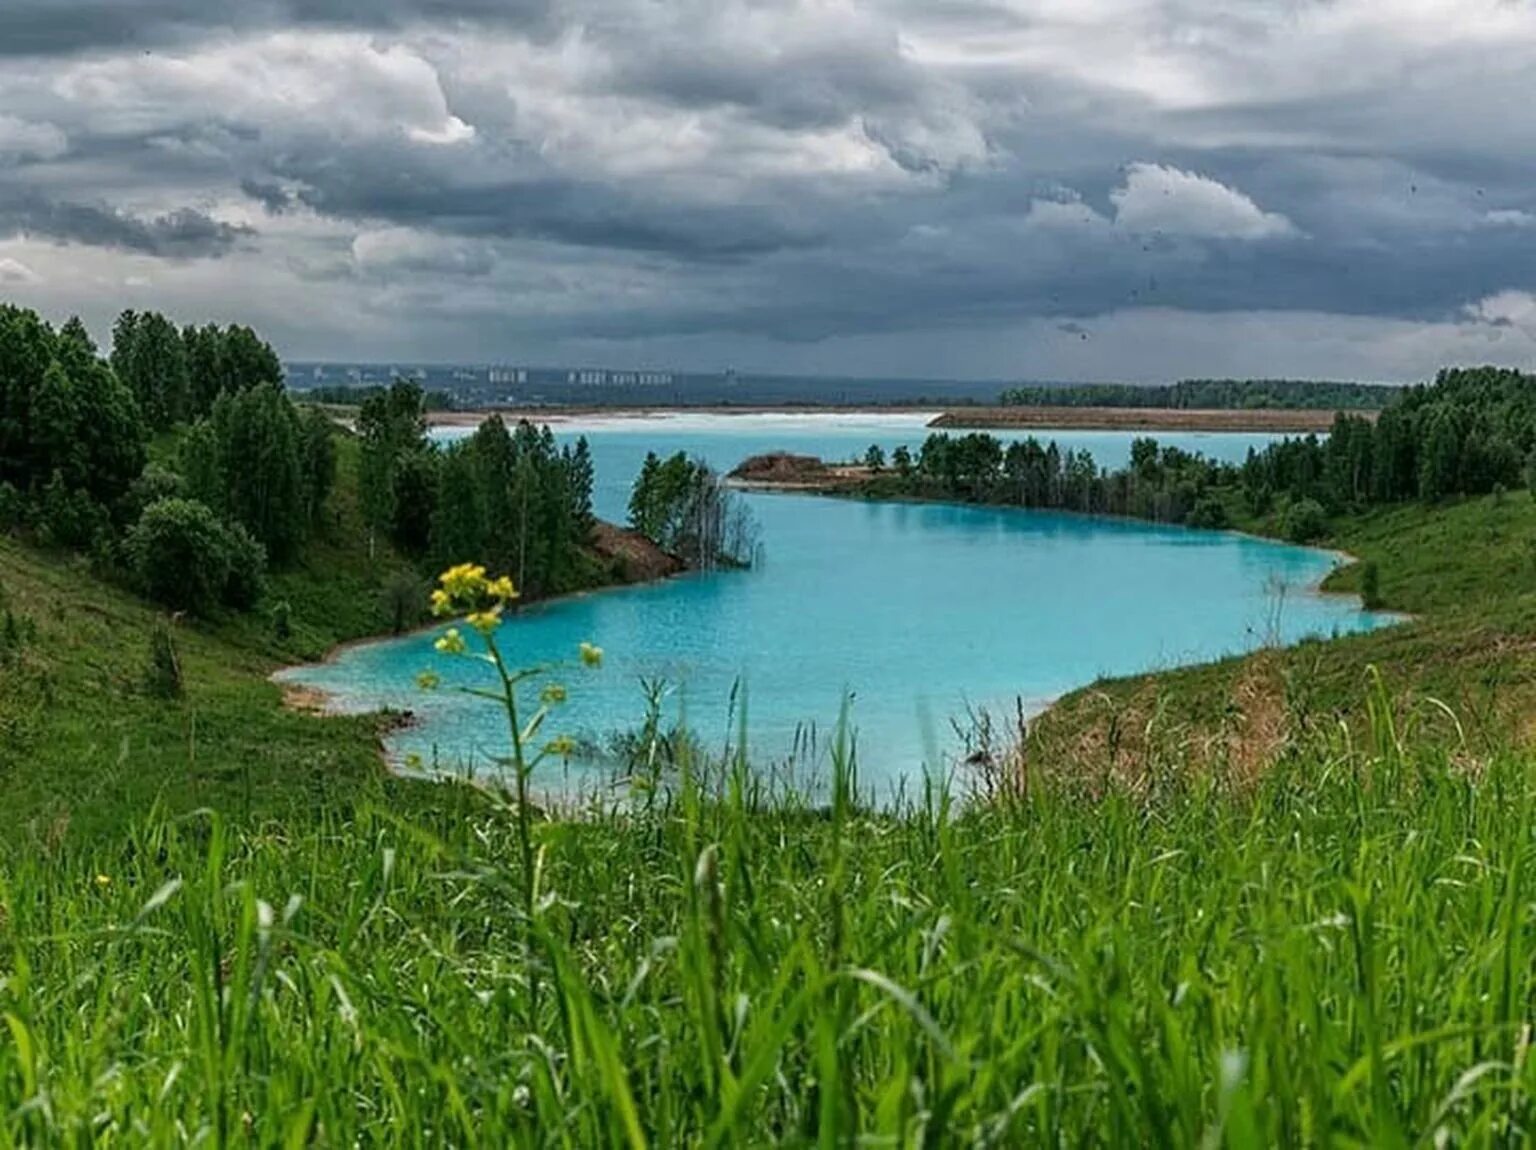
[421,403,1363,434]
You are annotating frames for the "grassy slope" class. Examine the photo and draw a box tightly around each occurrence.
[0,440,423,843]
[1030,491,1536,781]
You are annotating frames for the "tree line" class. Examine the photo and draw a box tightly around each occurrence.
[301,382,458,411]
[0,302,611,621]
[356,380,598,599]
[998,379,1399,411]
[868,366,1536,543]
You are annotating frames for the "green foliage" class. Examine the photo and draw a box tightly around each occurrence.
[380,569,427,635]
[143,620,183,699]
[1359,559,1382,610]
[7,710,1536,1142]
[629,450,758,569]
[270,599,292,641]
[1000,378,1400,410]
[303,382,458,410]
[1279,496,1328,543]
[125,497,267,615]
[0,305,146,526]
[426,418,597,596]
[863,443,886,471]
[182,384,316,565]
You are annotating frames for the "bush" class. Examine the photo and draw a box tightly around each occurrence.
[381,570,427,634]
[1279,497,1328,544]
[271,599,292,641]
[39,473,108,550]
[221,522,267,610]
[0,482,27,533]
[125,498,266,615]
[1360,560,1383,610]
[122,464,186,523]
[1186,494,1229,530]
[144,621,183,699]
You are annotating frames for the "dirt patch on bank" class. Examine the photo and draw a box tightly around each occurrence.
[589,521,687,583]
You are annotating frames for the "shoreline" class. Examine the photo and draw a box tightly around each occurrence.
[273,522,689,717]
[420,404,1355,434]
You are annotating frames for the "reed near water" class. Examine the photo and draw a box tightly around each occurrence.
[6,617,1536,1145]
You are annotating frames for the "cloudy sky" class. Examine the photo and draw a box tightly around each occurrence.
[1,0,1534,382]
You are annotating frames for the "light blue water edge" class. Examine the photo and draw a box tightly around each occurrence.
[276,413,1401,804]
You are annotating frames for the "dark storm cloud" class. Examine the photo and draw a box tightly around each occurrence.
[0,0,553,56]
[0,195,254,257]
[0,0,1532,377]
[240,179,293,215]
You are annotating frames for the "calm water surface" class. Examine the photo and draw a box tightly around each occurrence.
[280,413,1395,798]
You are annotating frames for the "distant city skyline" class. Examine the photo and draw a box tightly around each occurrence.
[0,1,1533,382]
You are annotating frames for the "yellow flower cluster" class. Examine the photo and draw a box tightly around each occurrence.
[434,628,467,656]
[431,564,520,620]
[545,734,577,758]
[579,642,604,668]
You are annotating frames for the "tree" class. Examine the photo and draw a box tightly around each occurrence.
[111,310,190,428]
[390,448,439,557]
[219,384,306,564]
[125,497,266,615]
[358,379,428,558]
[299,407,337,527]
[863,444,886,472]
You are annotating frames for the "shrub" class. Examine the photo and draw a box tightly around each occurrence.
[271,599,292,641]
[381,570,427,634]
[121,464,186,523]
[38,473,108,550]
[1360,560,1383,610]
[1186,494,1229,530]
[221,522,267,610]
[1279,497,1328,544]
[144,621,183,699]
[125,498,266,615]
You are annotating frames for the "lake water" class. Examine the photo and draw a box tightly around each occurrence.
[279,413,1395,800]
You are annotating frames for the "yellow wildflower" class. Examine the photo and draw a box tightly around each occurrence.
[540,683,567,705]
[546,734,577,758]
[467,607,502,636]
[429,588,453,616]
[404,752,424,770]
[434,628,467,656]
[579,641,604,668]
[439,563,489,601]
[416,670,441,690]
[94,874,111,888]
[487,575,519,602]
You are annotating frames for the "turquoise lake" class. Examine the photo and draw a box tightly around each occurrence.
[278,413,1398,800]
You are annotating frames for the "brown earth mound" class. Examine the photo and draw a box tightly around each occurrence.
[729,452,834,482]
[590,520,687,583]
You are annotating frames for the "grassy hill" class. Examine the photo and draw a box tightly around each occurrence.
[1029,492,1536,789]
[12,441,1536,1139]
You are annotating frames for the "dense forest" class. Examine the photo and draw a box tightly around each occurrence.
[871,367,1536,542]
[0,303,611,622]
[998,378,1399,411]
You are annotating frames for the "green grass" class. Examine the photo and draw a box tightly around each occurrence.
[5,710,1536,1143]
[1032,492,1536,773]
[12,450,1536,1140]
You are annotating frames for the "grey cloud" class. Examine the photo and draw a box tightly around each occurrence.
[240,179,294,215]
[0,195,254,257]
[0,0,554,56]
